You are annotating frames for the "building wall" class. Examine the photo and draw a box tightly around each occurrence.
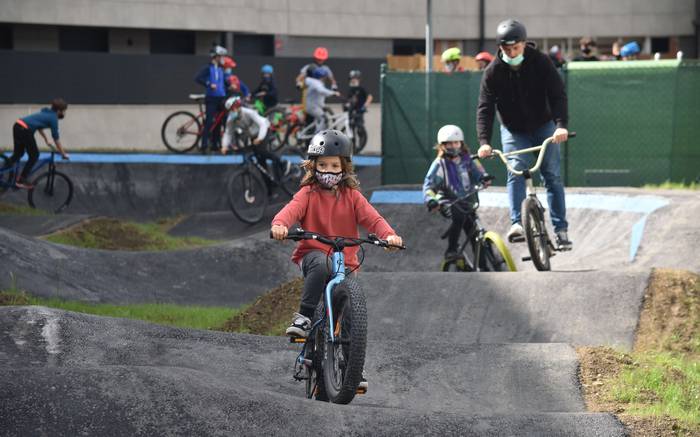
[1,0,695,39]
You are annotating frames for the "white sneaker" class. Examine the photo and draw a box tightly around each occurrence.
[285,312,311,338]
[507,223,525,243]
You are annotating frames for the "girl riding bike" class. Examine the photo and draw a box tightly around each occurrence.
[423,124,490,262]
[270,130,403,392]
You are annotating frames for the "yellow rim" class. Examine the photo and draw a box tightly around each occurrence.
[484,231,517,272]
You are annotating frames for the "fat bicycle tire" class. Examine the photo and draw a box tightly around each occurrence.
[161,111,201,153]
[28,171,74,213]
[227,168,268,224]
[306,303,328,401]
[483,231,517,272]
[522,197,551,271]
[318,277,367,404]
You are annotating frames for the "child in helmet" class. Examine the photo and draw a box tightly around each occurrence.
[222,95,290,178]
[271,130,403,392]
[303,66,339,131]
[441,47,464,73]
[346,69,373,125]
[253,64,278,110]
[423,124,489,261]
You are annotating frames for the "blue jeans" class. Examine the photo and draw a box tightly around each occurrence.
[501,121,568,231]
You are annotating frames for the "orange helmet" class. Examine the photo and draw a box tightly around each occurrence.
[313,46,329,61]
[475,52,494,63]
[221,56,237,69]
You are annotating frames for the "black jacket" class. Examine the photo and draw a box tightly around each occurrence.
[476,43,568,145]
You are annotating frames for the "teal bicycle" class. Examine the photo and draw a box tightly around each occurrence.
[278,228,405,404]
[0,146,73,213]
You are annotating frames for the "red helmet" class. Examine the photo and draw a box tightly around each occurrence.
[227,75,240,90]
[475,51,494,63]
[313,46,329,61]
[221,56,237,69]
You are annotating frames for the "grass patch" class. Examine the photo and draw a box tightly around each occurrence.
[0,201,48,216]
[220,277,302,336]
[44,217,217,251]
[643,181,699,190]
[578,269,700,436]
[0,289,238,331]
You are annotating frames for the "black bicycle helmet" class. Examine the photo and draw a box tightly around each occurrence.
[307,130,353,159]
[349,69,361,79]
[496,19,527,45]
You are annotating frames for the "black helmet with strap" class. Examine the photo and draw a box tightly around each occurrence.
[307,130,353,160]
[496,19,527,45]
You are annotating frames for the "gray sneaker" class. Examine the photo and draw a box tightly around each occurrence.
[556,230,572,250]
[358,370,368,392]
[507,223,525,243]
[285,312,311,338]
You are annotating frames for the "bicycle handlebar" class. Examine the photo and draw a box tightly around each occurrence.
[488,132,575,176]
[270,228,406,250]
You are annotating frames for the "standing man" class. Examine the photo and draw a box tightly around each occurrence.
[476,19,572,249]
[5,98,70,188]
[195,45,228,154]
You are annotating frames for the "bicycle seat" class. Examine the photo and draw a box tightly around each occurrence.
[188,94,205,101]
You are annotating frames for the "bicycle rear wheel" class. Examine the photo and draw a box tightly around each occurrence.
[0,154,13,195]
[28,171,73,213]
[522,197,551,271]
[318,278,367,404]
[352,123,368,154]
[305,304,328,401]
[227,168,268,224]
[161,111,201,153]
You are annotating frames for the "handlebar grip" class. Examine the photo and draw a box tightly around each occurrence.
[568,131,576,138]
[470,153,479,160]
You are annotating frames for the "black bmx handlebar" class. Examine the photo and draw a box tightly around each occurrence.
[270,228,406,251]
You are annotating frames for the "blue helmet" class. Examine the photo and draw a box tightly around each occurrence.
[261,64,274,74]
[620,41,640,58]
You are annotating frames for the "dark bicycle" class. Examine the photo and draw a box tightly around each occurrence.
[227,141,303,224]
[432,175,516,272]
[278,228,405,404]
[0,145,73,213]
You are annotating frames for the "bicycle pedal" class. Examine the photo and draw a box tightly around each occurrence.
[356,387,367,395]
[522,256,532,262]
[289,337,306,344]
[509,236,526,243]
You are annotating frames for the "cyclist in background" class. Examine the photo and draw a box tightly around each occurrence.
[195,45,228,153]
[476,19,571,248]
[221,96,290,181]
[296,47,337,90]
[441,47,465,73]
[475,51,494,70]
[304,66,339,132]
[346,69,372,128]
[423,125,489,262]
[253,64,279,111]
[4,98,70,189]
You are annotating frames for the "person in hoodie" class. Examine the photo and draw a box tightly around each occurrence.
[476,19,572,250]
[194,45,228,153]
[304,66,339,131]
[4,98,70,188]
[252,64,278,111]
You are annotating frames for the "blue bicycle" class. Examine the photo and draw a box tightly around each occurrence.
[0,146,73,213]
[279,228,405,404]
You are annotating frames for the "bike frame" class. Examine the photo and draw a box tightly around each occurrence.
[492,136,555,197]
[324,250,346,344]
[0,150,56,187]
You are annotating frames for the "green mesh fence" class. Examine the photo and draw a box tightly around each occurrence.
[381,60,700,186]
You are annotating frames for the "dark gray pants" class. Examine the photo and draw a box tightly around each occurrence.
[298,251,334,319]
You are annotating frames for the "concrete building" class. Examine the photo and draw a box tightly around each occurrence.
[0,0,698,151]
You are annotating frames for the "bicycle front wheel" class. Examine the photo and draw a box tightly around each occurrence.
[227,168,269,224]
[481,232,516,272]
[319,277,367,405]
[161,111,201,153]
[522,197,551,271]
[28,171,74,213]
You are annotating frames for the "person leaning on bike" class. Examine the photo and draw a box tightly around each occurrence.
[303,66,340,131]
[4,98,70,189]
[194,45,228,154]
[424,125,490,262]
[221,96,290,180]
[476,18,572,249]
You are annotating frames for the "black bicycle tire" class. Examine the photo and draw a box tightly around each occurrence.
[308,303,329,401]
[321,277,367,404]
[353,123,368,154]
[0,154,12,195]
[161,111,201,154]
[227,168,269,224]
[28,171,74,213]
[522,197,551,271]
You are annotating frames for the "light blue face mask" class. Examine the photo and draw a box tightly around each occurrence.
[501,51,525,66]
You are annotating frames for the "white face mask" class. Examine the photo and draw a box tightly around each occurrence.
[501,51,525,66]
[315,170,343,188]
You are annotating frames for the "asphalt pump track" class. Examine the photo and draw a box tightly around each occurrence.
[1,163,699,435]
